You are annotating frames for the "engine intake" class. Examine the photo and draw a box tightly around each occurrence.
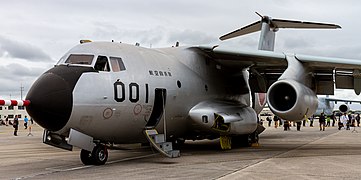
[267,79,318,121]
[339,104,349,113]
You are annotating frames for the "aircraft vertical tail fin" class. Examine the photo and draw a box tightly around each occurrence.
[219,13,341,51]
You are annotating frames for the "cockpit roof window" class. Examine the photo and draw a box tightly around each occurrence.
[65,54,94,65]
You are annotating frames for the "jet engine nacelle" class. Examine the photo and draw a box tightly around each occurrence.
[338,104,350,113]
[267,79,318,121]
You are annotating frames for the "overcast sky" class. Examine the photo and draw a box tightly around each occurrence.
[1,0,361,100]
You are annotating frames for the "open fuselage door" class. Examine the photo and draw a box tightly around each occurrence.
[143,88,180,158]
[145,88,166,129]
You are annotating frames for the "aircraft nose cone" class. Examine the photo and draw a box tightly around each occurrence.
[26,72,73,131]
[26,65,95,131]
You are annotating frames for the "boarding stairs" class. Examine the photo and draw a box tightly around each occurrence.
[144,129,180,158]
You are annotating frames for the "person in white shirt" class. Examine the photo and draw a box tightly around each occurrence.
[340,113,349,130]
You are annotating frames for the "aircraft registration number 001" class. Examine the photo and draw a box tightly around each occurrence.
[113,81,149,104]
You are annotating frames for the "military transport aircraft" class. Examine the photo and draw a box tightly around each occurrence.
[2,14,361,166]
[315,96,361,116]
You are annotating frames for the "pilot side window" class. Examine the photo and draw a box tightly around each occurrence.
[65,54,94,65]
[110,57,126,72]
[94,56,110,71]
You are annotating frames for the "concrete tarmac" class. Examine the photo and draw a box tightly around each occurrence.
[1,123,361,179]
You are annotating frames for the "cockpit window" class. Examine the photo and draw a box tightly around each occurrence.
[110,57,126,72]
[94,56,110,72]
[65,54,94,65]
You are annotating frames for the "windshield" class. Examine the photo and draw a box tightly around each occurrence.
[65,54,94,65]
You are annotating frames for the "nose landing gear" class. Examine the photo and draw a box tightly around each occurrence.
[80,145,108,165]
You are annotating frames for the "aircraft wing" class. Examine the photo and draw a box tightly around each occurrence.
[324,97,361,104]
[193,45,361,94]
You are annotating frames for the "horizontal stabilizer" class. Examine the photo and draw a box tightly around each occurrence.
[271,19,341,29]
[220,21,262,40]
[220,16,341,41]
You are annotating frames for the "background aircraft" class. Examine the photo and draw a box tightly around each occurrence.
[2,15,361,166]
[315,96,361,116]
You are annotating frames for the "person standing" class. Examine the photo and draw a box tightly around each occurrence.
[274,116,279,128]
[347,113,352,130]
[331,112,336,127]
[319,113,326,131]
[13,115,19,136]
[27,116,33,136]
[283,120,290,131]
[326,116,331,127]
[24,115,29,129]
[296,121,302,131]
[266,116,272,127]
[340,113,349,130]
[310,115,314,127]
[356,114,360,127]
[5,116,8,126]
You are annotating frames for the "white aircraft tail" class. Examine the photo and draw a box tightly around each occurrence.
[219,13,341,51]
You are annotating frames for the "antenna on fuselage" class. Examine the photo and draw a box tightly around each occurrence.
[219,12,341,51]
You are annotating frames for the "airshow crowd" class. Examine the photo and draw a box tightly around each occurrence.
[0,115,34,136]
[263,112,361,131]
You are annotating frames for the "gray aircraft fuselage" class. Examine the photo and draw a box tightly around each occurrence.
[26,42,263,144]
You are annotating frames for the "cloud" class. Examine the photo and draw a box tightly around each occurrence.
[167,29,218,46]
[0,63,47,99]
[0,36,52,62]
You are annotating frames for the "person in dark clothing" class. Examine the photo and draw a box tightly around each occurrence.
[319,113,326,131]
[310,115,314,127]
[296,121,302,131]
[284,120,290,131]
[331,113,336,127]
[13,115,19,136]
[273,116,279,128]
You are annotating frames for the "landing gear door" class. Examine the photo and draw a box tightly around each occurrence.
[145,88,166,129]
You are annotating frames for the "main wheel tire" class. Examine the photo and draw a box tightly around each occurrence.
[92,145,108,165]
[172,138,185,150]
[245,135,253,147]
[251,131,259,144]
[232,135,252,147]
[80,149,94,165]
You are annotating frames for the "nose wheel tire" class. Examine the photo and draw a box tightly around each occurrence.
[80,145,108,166]
[80,149,94,165]
[92,145,108,165]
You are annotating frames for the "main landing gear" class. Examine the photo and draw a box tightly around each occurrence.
[80,144,108,165]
